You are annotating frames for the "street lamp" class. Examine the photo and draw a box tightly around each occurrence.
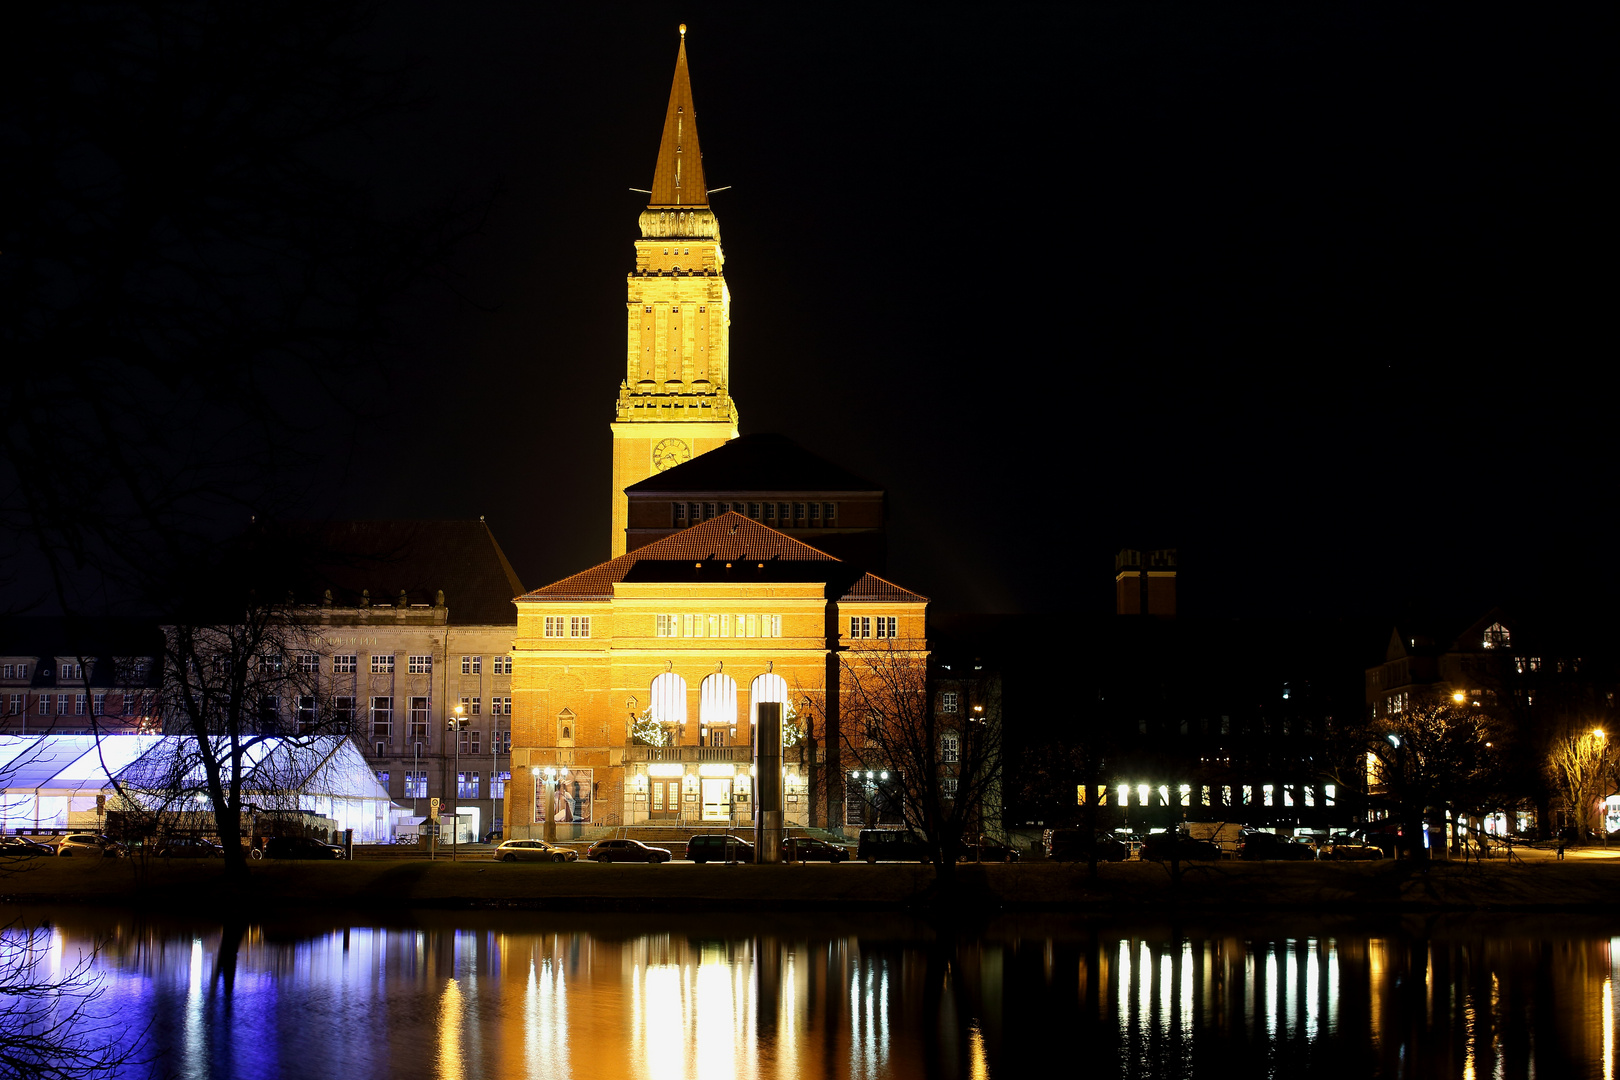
[448,702,466,861]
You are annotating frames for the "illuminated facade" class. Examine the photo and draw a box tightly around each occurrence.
[610,26,738,557]
[504,513,927,837]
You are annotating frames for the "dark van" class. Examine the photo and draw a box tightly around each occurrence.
[685,834,755,863]
[856,829,933,864]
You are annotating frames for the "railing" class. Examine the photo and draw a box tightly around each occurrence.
[622,745,823,764]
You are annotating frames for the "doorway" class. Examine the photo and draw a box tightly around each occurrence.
[650,778,681,819]
[701,778,732,822]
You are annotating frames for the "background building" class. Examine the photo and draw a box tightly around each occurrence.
[0,618,163,736]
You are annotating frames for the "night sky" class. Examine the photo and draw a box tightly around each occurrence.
[314,4,1614,618]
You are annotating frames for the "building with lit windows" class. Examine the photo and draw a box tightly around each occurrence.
[504,513,926,837]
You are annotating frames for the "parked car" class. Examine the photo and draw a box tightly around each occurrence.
[263,836,345,860]
[1238,832,1316,861]
[153,837,223,859]
[856,829,934,864]
[783,836,848,863]
[586,839,671,863]
[0,836,56,858]
[1047,829,1129,863]
[1140,833,1221,862]
[55,834,127,858]
[959,841,1022,863]
[494,839,578,863]
[1325,836,1384,861]
[686,834,756,863]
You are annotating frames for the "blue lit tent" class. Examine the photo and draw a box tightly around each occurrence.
[0,734,394,842]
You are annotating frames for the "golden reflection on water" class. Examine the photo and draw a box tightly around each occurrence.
[24,914,1620,1078]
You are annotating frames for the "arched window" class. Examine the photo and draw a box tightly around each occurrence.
[750,672,788,725]
[700,673,737,729]
[650,672,687,724]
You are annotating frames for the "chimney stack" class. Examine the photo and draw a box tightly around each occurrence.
[1115,548,1177,616]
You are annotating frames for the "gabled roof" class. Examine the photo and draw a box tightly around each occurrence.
[648,26,707,208]
[624,433,882,495]
[293,519,525,626]
[523,513,849,601]
[840,573,927,604]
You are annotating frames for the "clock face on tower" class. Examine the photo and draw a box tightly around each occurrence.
[653,438,691,472]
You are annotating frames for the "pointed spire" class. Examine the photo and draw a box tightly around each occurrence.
[648,24,708,208]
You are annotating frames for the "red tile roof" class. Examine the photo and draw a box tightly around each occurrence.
[520,513,839,601]
[840,573,928,604]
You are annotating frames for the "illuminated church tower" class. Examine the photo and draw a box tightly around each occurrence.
[610,25,739,557]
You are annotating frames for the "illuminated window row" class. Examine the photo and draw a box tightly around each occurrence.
[674,501,837,526]
[543,616,592,639]
[1107,783,1339,807]
[654,613,783,638]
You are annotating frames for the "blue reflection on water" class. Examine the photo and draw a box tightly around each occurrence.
[5,913,1620,1079]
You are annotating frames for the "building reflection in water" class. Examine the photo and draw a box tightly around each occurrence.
[12,914,1620,1078]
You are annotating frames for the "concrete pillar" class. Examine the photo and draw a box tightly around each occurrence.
[755,702,783,863]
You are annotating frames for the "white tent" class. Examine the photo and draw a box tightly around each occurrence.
[0,735,394,842]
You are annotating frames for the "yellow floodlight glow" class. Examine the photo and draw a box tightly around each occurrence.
[1451,691,1466,704]
[647,763,684,778]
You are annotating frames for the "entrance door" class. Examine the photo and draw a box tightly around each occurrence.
[701,778,732,821]
[650,779,680,819]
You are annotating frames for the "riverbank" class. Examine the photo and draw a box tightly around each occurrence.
[5,855,1620,914]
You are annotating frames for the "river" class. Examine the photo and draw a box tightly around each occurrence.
[3,908,1616,1078]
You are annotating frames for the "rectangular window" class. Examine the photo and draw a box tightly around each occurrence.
[570,616,591,638]
[376,771,390,791]
[941,778,958,798]
[298,654,320,674]
[809,502,820,523]
[748,503,761,519]
[462,655,482,674]
[876,616,897,638]
[1324,784,1337,806]
[38,694,51,716]
[492,771,509,799]
[405,771,427,799]
[409,697,429,740]
[92,693,106,715]
[74,694,87,716]
[657,614,679,637]
[494,697,511,715]
[496,656,512,675]
[745,614,757,638]
[544,616,566,638]
[297,696,318,733]
[794,502,806,522]
[849,616,871,639]
[942,734,960,763]
[704,502,717,520]
[764,503,776,522]
[458,773,480,799]
[408,655,432,674]
[769,615,782,637]
[942,691,959,714]
[2,665,10,679]
[502,730,512,752]
[674,502,687,524]
[334,696,356,725]
[1263,784,1275,807]
[471,730,481,755]
[333,655,357,674]
[708,614,719,637]
[824,502,836,524]
[371,654,394,674]
[8,694,22,715]
[684,614,694,637]
[720,615,731,638]
[461,695,481,716]
[371,696,393,737]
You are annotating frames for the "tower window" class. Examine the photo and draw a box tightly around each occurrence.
[764,503,776,522]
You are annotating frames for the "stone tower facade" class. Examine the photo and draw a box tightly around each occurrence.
[610,26,739,557]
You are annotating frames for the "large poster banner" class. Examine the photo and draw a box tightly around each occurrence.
[536,768,594,824]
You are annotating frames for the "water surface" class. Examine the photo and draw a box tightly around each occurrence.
[6,908,1619,1078]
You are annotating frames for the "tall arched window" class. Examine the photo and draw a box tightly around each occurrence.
[750,672,788,725]
[700,673,737,729]
[650,672,687,725]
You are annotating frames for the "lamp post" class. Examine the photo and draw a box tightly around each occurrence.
[448,703,466,861]
[542,767,557,845]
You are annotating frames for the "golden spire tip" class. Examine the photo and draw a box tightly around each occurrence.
[679,23,686,37]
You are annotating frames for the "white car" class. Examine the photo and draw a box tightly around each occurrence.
[495,839,579,863]
[56,833,128,858]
